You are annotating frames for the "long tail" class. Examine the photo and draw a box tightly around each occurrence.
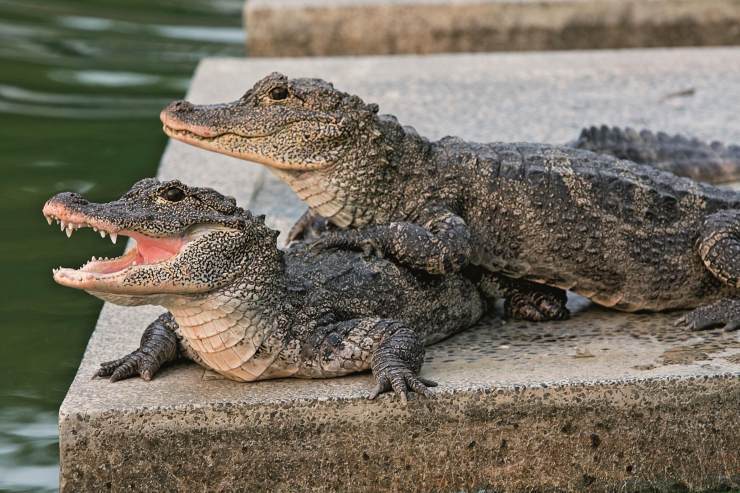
[570,125,740,185]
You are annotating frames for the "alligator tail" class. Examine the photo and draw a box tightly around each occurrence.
[570,125,740,185]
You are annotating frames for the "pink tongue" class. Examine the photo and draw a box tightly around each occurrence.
[128,232,183,264]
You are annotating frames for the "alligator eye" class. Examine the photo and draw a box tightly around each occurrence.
[269,86,288,101]
[162,187,186,202]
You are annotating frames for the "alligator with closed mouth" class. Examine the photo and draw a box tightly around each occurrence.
[43,178,485,400]
[160,73,740,329]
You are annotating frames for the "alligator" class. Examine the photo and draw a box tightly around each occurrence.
[160,72,740,328]
[43,178,485,400]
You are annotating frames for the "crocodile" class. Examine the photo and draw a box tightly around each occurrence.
[43,178,484,400]
[160,72,740,328]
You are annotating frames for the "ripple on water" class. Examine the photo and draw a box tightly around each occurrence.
[54,179,96,194]
[1,1,244,491]
[0,408,59,492]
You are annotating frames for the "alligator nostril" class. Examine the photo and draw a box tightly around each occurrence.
[172,100,194,112]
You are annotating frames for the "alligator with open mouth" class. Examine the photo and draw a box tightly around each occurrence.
[43,178,485,400]
[160,73,740,329]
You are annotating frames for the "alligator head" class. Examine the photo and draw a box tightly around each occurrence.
[160,72,410,227]
[160,72,383,171]
[43,178,280,303]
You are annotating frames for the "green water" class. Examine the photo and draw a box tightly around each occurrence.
[0,1,244,490]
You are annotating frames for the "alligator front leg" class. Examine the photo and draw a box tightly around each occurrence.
[678,209,740,331]
[311,207,471,275]
[478,271,569,321]
[96,312,180,381]
[304,318,434,403]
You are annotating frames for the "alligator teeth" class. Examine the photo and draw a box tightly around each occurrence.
[65,226,73,238]
[110,232,117,244]
[46,215,53,225]
[93,227,98,232]
[60,221,66,231]
[100,230,106,238]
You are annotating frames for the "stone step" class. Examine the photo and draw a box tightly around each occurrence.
[59,47,740,491]
[245,0,740,57]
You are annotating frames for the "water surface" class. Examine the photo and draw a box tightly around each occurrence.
[0,1,243,490]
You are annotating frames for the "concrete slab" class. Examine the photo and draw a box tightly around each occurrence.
[60,48,740,491]
[245,0,740,57]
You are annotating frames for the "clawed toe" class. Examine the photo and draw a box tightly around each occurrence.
[360,239,384,259]
[506,300,570,322]
[94,351,159,382]
[677,299,740,332]
[307,239,328,253]
[367,370,436,402]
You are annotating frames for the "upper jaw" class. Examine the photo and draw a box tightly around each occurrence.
[43,200,121,243]
[43,199,187,293]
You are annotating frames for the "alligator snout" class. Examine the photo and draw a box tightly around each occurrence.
[160,100,225,139]
[45,192,88,208]
[167,100,194,113]
[160,100,194,128]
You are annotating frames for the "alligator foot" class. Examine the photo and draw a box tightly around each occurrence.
[369,325,434,403]
[368,370,437,403]
[504,288,570,322]
[675,298,740,331]
[95,313,179,381]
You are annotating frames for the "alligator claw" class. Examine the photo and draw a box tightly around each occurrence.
[505,297,570,322]
[367,368,437,403]
[95,349,162,382]
[286,222,308,244]
[676,300,740,332]
[287,211,330,245]
[307,237,330,254]
[359,238,384,259]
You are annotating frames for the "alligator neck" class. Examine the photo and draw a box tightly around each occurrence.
[272,116,426,227]
[165,251,297,382]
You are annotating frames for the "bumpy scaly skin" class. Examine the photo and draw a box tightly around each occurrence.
[46,179,484,400]
[160,73,740,327]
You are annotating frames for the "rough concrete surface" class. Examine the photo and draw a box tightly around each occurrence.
[60,48,740,492]
[245,0,740,57]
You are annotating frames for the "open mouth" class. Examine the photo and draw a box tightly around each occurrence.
[43,202,185,289]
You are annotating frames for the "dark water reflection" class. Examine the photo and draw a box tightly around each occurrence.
[0,0,243,489]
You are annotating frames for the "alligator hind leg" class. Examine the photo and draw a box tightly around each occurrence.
[305,318,434,403]
[96,312,180,381]
[478,271,569,322]
[679,210,740,331]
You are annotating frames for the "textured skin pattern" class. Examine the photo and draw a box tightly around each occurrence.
[49,179,484,400]
[161,73,740,326]
[573,125,740,184]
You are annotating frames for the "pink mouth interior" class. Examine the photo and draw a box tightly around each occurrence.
[82,232,185,275]
[43,201,186,277]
